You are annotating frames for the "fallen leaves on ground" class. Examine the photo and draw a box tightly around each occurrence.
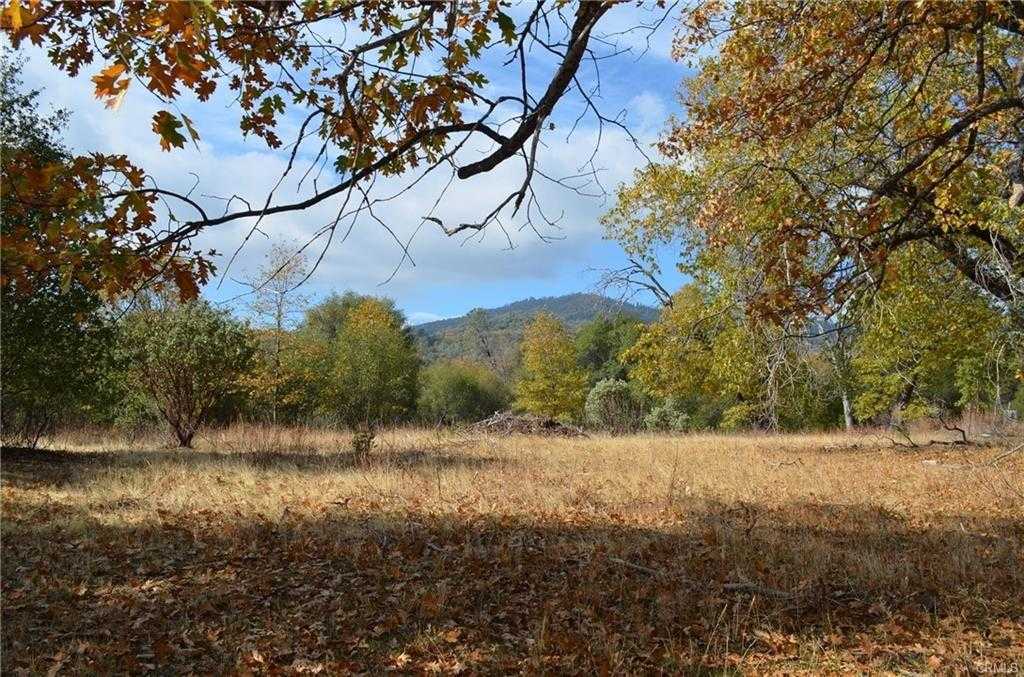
[2,435,1022,674]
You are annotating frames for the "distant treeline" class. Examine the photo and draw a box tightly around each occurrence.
[3,256,1022,449]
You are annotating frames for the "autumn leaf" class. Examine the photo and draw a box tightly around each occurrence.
[172,264,200,301]
[3,0,22,30]
[91,62,129,109]
[147,59,178,98]
[496,12,516,45]
[182,114,200,149]
[152,110,187,151]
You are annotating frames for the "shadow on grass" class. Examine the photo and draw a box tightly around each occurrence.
[0,444,514,490]
[2,485,1022,674]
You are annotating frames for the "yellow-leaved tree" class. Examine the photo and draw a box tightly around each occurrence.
[329,298,420,429]
[514,313,588,423]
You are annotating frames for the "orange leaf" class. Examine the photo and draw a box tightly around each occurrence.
[172,265,200,300]
[92,63,130,109]
[4,0,22,30]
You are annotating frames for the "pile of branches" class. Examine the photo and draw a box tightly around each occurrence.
[471,411,587,438]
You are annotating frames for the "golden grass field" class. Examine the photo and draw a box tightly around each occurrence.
[2,425,1022,674]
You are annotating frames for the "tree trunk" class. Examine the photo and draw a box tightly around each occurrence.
[174,426,195,448]
[841,389,854,431]
[890,382,916,428]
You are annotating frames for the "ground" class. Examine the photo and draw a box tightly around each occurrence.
[2,426,1022,674]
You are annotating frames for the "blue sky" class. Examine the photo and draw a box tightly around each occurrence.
[19,3,690,324]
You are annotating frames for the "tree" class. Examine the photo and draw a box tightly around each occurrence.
[622,285,841,431]
[284,292,420,426]
[327,298,420,428]
[0,1,663,298]
[623,286,754,429]
[121,299,255,447]
[0,57,120,447]
[418,360,510,425]
[1,278,116,447]
[851,249,1002,426]
[515,313,588,422]
[241,243,310,423]
[574,315,643,385]
[302,292,404,344]
[658,1,1023,317]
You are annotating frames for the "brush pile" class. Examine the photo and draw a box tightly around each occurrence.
[471,411,586,437]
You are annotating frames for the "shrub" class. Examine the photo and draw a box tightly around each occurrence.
[643,397,691,433]
[418,360,510,424]
[0,279,116,447]
[351,425,375,457]
[584,379,644,432]
[121,299,255,447]
[719,402,757,431]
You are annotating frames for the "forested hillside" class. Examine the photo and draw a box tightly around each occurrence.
[414,293,658,375]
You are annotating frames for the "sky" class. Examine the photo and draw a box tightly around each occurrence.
[17,3,691,325]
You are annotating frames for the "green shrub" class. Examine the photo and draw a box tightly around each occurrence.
[121,299,256,447]
[584,378,644,432]
[1,279,116,447]
[643,397,691,433]
[418,360,510,424]
[719,402,757,431]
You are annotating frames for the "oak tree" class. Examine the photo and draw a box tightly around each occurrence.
[664,1,1023,316]
[1,0,659,298]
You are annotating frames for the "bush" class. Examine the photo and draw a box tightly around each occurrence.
[121,299,255,447]
[418,360,510,424]
[585,378,645,432]
[1,279,116,447]
[643,397,691,433]
[719,402,757,431]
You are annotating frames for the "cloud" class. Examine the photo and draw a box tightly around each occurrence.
[408,311,446,325]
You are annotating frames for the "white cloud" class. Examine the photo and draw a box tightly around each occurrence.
[408,311,446,325]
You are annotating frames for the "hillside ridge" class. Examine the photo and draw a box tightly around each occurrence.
[415,292,658,334]
[414,293,659,372]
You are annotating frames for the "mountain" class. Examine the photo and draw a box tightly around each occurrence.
[414,293,660,375]
[416,293,658,334]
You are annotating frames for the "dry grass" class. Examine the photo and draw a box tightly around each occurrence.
[3,424,1022,674]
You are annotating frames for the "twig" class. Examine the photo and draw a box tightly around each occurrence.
[989,441,1024,466]
[723,580,793,599]
[608,556,662,576]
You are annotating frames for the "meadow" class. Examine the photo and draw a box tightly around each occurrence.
[2,426,1022,674]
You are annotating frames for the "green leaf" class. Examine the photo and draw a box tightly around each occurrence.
[496,12,516,45]
[152,110,186,151]
[182,113,201,149]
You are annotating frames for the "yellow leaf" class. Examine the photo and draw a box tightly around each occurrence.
[6,0,22,30]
